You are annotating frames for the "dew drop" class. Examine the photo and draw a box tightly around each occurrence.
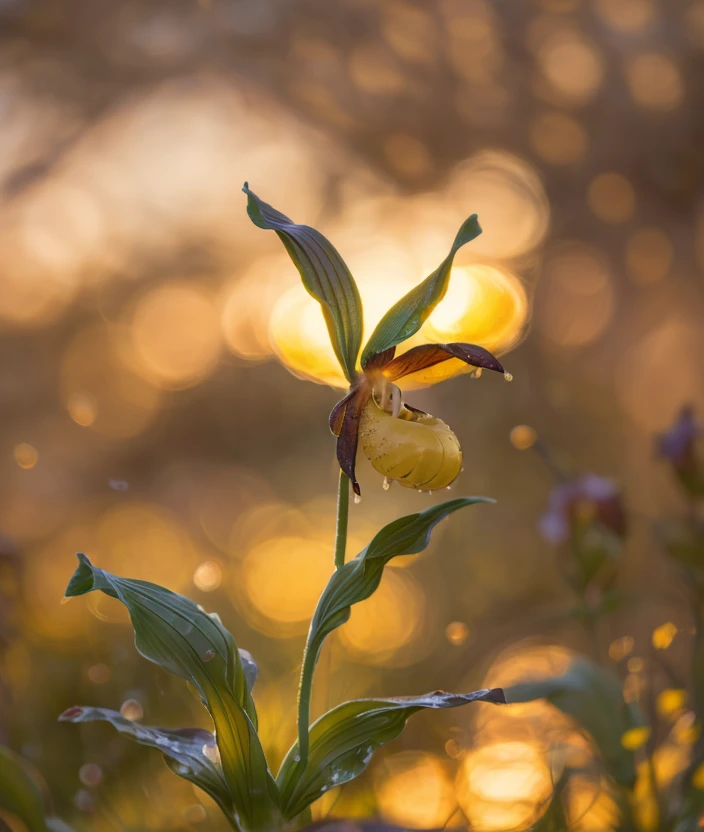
[417,489,423,493]
[504,371,513,382]
[446,486,452,491]
[353,493,362,504]
[201,650,216,662]
[472,368,483,379]
[382,477,390,491]
[428,490,433,495]
[119,699,144,721]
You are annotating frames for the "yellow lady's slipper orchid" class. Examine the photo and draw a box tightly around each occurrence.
[243,184,510,495]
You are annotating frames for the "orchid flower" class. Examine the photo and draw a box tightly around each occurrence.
[243,183,511,496]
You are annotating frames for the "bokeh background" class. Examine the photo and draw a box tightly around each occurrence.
[1,0,704,829]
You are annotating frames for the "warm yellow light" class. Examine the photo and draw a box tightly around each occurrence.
[457,742,552,832]
[446,621,470,646]
[626,228,673,285]
[621,726,651,751]
[67,392,98,427]
[339,569,424,665]
[537,243,614,347]
[566,775,620,831]
[449,151,548,259]
[657,689,686,719]
[609,635,634,662]
[510,425,538,451]
[530,112,588,165]
[14,443,38,470]
[240,536,332,636]
[652,622,678,650]
[193,561,223,592]
[61,324,161,439]
[129,283,222,390]
[537,31,604,104]
[375,752,456,829]
[594,0,656,32]
[626,53,683,111]
[588,173,636,224]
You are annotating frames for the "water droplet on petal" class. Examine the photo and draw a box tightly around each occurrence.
[382,477,390,491]
[428,490,433,495]
[473,368,483,379]
[353,493,362,504]
[201,650,216,662]
[417,489,423,493]
[446,486,452,491]
[504,371,513,382]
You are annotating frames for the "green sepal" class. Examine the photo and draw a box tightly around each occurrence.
[361,214,481,366]
[243,183,363,384]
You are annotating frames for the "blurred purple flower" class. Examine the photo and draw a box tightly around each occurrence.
[539,474,626,544]
[657,406,701,467]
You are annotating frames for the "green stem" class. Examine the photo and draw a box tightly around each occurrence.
[295,469,350,770]
[334,469,349,570]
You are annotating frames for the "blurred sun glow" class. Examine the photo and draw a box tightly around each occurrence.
[339,568,425,665]
[375,752,456,829]
[457,741,553,832]
[240,536,332,636]
[128,283,222,389]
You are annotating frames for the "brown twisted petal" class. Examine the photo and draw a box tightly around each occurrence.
[359,397,462,491]
[381,343,504,383]
[330,388,370,496]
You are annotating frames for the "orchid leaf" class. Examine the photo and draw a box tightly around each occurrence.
[278,688,504,819]
[64,555,279,831]
[281,498,492,802]
[507,658,642,787]
[305,498,492,669]
[243,184,363,384]
[361,214,481,366]
[58,707,236,823]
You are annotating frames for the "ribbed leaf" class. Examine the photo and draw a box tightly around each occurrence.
[0,746,73,832]
[281,499,492,805]
[279,688,505,818]
[58,707,236,824]
[243,184,363,384]
[507,658,642,787]
[64,555,279,832]
[361,215,481,366]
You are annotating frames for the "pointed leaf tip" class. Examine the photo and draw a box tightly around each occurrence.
[362,214,482,365]
[242,186,363,383]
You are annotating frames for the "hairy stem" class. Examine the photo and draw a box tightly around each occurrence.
[334,469,349,570]
[295,469,350,769]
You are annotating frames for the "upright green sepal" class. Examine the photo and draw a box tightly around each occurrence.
[243,183,363,384]
[64,555,279,832]
[361,214,481,366]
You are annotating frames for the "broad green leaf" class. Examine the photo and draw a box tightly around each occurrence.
[361,214,481,366]
[305,497,491,671]
[278,688,505,819]
[64,554,279,832]
[58,706,236,825]
[280,498,492,808]
[243,184,363,384]
[507,658,642,787]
